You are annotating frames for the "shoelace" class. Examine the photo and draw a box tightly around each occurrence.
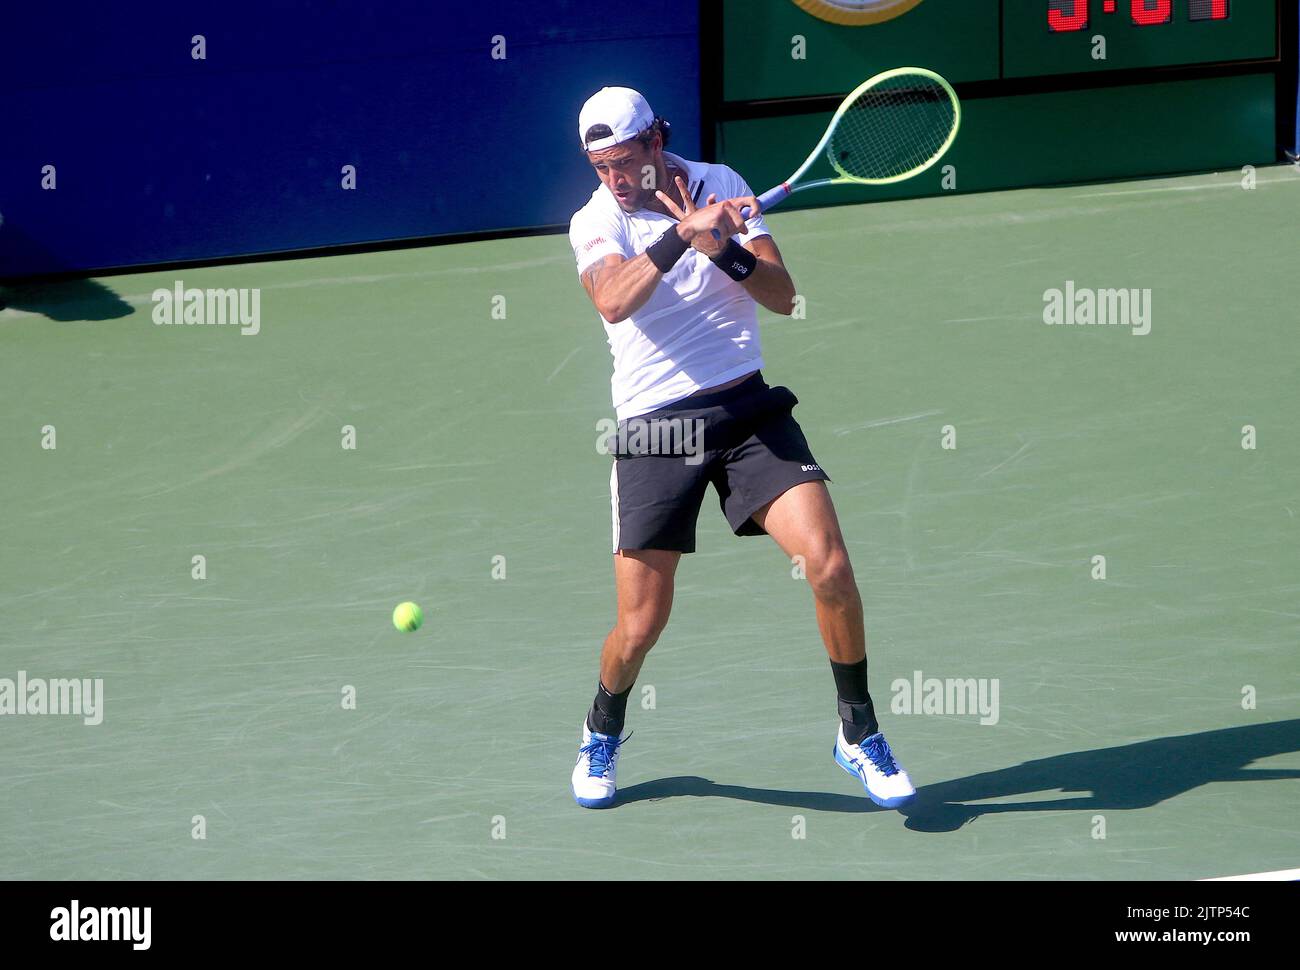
[862,734,901,778]
[580,732,631,778]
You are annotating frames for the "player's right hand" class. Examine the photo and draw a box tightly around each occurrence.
[656,179,746,255]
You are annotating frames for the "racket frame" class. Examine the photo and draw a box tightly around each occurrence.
[750,66,962,218]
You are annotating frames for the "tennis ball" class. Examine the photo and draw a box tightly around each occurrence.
[392,601,423,632]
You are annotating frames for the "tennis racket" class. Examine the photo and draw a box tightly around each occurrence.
[716,67,961,233]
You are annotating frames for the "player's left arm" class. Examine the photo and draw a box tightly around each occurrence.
[720,181,795,316]
[655,175,796,316]
[738,231,796,317]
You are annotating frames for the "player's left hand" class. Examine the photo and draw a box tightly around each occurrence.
[725,194,761,222]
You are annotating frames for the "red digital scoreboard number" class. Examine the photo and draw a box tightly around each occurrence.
[1048,0,1229,32]
[1131,0,1173,25]
[1048,1,1088,31]
[1187,0,1230,19]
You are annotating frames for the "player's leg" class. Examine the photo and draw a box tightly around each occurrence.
[708,375,914,809]
[752,481,915,808]
[592,548,680,725]
[749,480,874,740]
[572,548,681,809]
[750,480,863,664]
[574,434,706,809]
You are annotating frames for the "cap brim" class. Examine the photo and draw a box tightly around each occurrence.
[583,133,634,152]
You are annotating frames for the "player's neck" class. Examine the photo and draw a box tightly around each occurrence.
[643,157,688,217]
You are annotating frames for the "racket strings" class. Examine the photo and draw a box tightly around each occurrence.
[827,75,957,182]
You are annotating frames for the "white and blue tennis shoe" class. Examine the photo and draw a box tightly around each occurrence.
[834,725,916,809]
[571,720,629,809]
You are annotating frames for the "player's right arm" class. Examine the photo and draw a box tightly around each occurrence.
[579,246,677,324]
[575,202,746,323]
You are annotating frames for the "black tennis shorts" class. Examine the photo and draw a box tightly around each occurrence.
[608,371,831,554]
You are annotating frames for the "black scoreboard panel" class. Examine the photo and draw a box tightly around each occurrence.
[1007,0,1277,77]
[720,1,1279,101]
[710,1,1289,205]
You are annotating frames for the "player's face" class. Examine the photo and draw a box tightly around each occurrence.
[587,138,658,212]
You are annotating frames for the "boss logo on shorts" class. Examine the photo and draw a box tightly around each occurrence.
[802,463,821,472]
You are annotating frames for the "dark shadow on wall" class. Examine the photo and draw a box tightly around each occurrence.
[0,224,134,321]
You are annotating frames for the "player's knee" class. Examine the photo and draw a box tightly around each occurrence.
[808,548,858,606]
[615,615,667,661]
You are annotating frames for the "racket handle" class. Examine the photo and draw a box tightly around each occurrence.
[709,183,790,240]
[756,183,791,213]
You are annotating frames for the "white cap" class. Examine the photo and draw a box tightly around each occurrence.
[578,87,655,152]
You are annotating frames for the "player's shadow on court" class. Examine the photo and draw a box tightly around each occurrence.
[616,720,1300,831]
[1,278,134,321]
[617,776,877,813]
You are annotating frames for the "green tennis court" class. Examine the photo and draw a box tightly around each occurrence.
[2,166,1297,880]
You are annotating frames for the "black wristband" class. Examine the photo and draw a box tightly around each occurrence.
[711,239,758,282]
[646,227,690,273]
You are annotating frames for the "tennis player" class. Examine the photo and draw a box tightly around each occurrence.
[567,87,914,811]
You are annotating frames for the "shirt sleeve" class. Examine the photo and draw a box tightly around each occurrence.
[569,204,633,278]
[721,166,772,245]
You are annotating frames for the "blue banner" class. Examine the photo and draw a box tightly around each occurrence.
[0,1,700,277]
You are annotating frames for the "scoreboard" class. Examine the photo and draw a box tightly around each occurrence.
[1006,0,1278,77]
[1048,1,1230,31]
[711,0,1285,207]
[721,1,1279,100]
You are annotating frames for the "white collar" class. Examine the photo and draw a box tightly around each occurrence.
[663,151,705,201]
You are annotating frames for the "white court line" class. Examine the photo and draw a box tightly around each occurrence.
[1076,175,1300,198]
[1200,867,1300,881]
[977,438,1032,479]
[546,346,582,384]
[833,409,942,436]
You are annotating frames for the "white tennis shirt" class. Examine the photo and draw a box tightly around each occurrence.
[568,151,772,420]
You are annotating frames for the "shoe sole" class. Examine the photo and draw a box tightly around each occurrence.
[574,791,617,809]
[834,743,916,809]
